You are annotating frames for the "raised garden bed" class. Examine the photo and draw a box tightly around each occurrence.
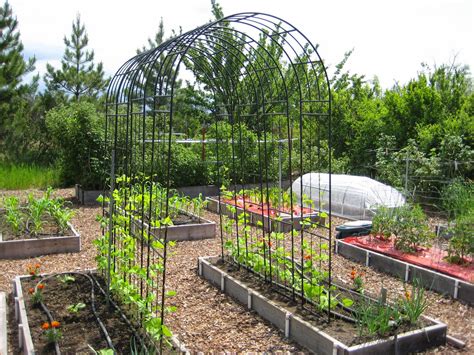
[206,197,325,232]
[121,208,216,242]
[75,184,103,205]
[12,270,187,354]
[199,256,447,354]
[0,221,80,259]
[335,237,474,305]
[0,191,81,259]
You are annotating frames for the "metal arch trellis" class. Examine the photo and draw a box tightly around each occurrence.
[102,12,332,351]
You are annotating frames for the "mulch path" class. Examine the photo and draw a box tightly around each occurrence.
[0,188,472,353]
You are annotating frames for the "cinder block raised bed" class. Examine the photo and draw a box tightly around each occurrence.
[128,210,216,242]
[0,222,80,259]
[199,256,447,354]
[335,239,474,306]
[206,197,325,233]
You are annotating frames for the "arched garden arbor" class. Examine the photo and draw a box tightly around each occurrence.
[102,12,332,348]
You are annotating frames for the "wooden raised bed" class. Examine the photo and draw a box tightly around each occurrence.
[199,256,447,354]
[12,271,188,354]
[117,208,216,242]
[74,184,103,205]
[206,197,325,233]
[0,222,80,259]
[335,238,474,305]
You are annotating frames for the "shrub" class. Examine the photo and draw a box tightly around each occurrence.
[441,179,473,220]
[46,102,106,188]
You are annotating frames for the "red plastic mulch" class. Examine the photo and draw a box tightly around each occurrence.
[344,235,474,283]
[223,197,314,217]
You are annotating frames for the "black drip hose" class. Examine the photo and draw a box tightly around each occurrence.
[36,272,117,353]
[89,272,150,352]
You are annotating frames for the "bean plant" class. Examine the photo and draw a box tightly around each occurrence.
[95,182,176,346]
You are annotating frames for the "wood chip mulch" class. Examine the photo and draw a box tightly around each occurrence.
[0,188,472,353]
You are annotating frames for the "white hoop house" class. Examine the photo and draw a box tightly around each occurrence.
[291,173,406,220]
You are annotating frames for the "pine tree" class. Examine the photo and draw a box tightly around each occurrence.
[0,0,36,155]
[138,17,165,54]
[44,14,106,101]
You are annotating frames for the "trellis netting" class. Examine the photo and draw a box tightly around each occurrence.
[292,173,406,220]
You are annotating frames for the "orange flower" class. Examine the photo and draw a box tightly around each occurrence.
[37,284,44,290]
[29,271,36,276]
[41,322,50,330]
[304,255,311,260]
[51,321,60,328]
[35,263,41,269]
[350,267,357,280]
[405,291,411,300]
[28,288,35,294]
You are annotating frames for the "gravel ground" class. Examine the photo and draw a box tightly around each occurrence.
[0,188,472,353]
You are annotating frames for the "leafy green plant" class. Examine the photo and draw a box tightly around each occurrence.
[393,204,433,253]
[446,213,474,264]
[67,302,86,313]
[399,280,429,324]
[354,298,399,337]
[41,321,62,343]
[95,178,176,345]
[2,196,24,234]
[87,345,114,355]
[26,192,50,235]
[57,275,76,284]
[372,206,394,240]
[31,289,43,305]
[47,199,74,233]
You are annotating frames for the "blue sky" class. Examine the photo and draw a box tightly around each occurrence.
[10,0,474,90]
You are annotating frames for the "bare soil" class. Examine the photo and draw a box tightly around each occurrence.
[1,188,472,353]
[0,214,73,241]
[20,273,135,354]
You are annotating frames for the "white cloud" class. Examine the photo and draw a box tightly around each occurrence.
[9,0,474,89]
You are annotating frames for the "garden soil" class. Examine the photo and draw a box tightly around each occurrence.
[1,188,472,353]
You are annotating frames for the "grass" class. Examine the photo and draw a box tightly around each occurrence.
[0,163,61,190]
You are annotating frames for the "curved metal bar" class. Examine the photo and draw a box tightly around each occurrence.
[104,12,332,349]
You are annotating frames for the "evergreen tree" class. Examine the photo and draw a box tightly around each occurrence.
[44,14,106,101]
[0,0,36,158]
[137,17,165,54]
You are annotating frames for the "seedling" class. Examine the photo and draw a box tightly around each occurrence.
[67,302,86,313]
[58,275,76,284]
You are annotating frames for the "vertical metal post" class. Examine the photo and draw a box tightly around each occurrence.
[278,140,282,206]
[106,149,115,307]
[404,152,409,197]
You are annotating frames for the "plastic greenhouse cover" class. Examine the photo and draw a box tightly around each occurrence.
[291,173,406,220]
